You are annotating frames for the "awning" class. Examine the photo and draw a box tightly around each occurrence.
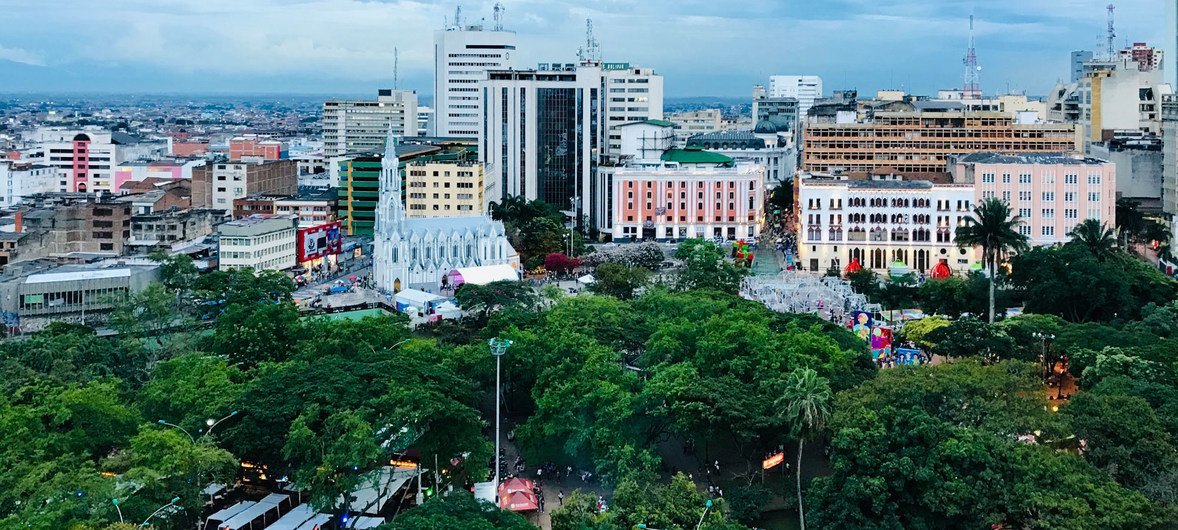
[500,491,538,512]
[447,264,519,286]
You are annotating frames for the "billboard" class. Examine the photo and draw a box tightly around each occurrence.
[297,221,343,262]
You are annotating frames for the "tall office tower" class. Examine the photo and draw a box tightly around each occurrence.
[768,75,823,117]
[433,13,517,137]
[481,63,605,228]
[1071,51,1094,83]
[601,63,664,154]
[1170,0,1177,86]
[322,90,419,157]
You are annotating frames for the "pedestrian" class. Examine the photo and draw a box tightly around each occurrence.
[558,491,564,506]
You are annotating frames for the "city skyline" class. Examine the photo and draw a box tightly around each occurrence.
[0,0,1168,97]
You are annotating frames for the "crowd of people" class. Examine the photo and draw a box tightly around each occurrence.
[740,274,867,324]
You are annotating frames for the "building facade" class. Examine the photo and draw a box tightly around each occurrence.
[405,159,485,217]
[0,161,56,208]
[949,153,1117,247]
[481,63,605,225]
[602,64,664,154]
[323,90,420,157]
[610,160,764,241]
[667,109,723,138]
[768,75,823,117]
[802,111,1080,175]
[1072,50,1094,83]
[24,128,167,193]
[191,160,298,212]
[229,135,283,161]
[0,261,159,332]
[217,215,298,271]
[796,177,979,274]
[686,132,797,187]
[434,24,517,137]
[128,208,227,253]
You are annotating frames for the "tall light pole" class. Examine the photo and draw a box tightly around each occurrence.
[138,496,180,528]
[203,410,239,438]
[156,420,195,444]
[1033,332,1056,393]
[489,337,513,504]
[695,499,714,530]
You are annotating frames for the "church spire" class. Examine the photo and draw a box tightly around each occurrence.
[377,126,404,235]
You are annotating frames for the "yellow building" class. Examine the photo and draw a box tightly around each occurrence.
[405,160,485,217]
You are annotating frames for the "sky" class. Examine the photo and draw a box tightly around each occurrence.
[0,0,1167,98]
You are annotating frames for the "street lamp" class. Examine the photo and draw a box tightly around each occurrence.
[156,420,195,444]
[1033,332,1058,398]
[488,337,514,503]
[695,499,714,530]
[203,410,239,438]
[138,496,180,528]
[112,498,124,523]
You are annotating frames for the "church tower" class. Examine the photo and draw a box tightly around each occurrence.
[373,128,406,293]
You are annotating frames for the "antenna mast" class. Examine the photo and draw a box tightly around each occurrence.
[455,5,463,29]
[394,47,399,90]
[1106,4,1116,60]
[493,2,504,31]
[962,13,982,99]
[583,18,600,63]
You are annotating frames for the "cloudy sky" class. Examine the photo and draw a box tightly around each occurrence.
[0,0,1167,98]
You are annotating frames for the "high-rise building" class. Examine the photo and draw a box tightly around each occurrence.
[433,22,517,137]
[322,90,419,157]
[768,75,823,117]
[1071,51,1094,83]
[601,63,664,154]
[405,148,485,218]
[481,63,605,227]
[802,109,1080,175]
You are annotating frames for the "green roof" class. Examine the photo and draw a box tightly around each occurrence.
[660,147,734,165]
[618,119,677,128]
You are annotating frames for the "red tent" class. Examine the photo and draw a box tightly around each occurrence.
[844,258,863,275]
[500,491,539,512]
[499,477,534,496]
[930,261,952,280]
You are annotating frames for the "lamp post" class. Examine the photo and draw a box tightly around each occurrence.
[112,498,124,523]
[138,496,180,528]
[156,420,195,444]
[203,410,239,438]
[489,337,513,504]
[1033,332,1056,397]
[695,499,714,530]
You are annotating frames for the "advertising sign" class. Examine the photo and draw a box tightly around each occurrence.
[297,221,343,262]
[762,452,785,470]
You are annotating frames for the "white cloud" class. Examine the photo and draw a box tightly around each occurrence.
[0,44,44,66]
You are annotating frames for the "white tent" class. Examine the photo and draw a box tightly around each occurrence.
[577,274,595,285]
[446,264,519,287]
[395,288,444,309]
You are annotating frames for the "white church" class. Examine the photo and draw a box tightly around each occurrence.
[372,131,518,293]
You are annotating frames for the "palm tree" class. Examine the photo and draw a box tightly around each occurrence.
[776,368,832,530]
[1068,219,1118,260]
[955,198,1029,323]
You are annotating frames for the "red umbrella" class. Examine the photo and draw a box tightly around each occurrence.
[500,491,539,512]
[844,258,863,275]
[930,261,952,280]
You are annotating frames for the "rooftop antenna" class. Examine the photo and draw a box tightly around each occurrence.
[493,2,504,31]
[1106,4,1116,60]
[962,12,982,99]
[393,47,399,90]
[455,5,463,29]
[583,18,600,62]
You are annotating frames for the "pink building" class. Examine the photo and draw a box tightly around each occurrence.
[950,153,1117,246]
[611,151,764,241]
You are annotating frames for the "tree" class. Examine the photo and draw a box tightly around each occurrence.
[454,280,537,322]
[203,301,302,368]
[376,493,533,530]
[591,263,650,300]
[149,251,198,294]
[776,368,831,530]
[1068,218,1118,260]
[544,252,583,276]
[925,316,1015,363]
[845,268,880,301]
[1065,390,1178,499]
[136,354,243,436]
[674,239,745,294]
[550,490,604,530]
[895,316,950,351]
[954,197,1028,323]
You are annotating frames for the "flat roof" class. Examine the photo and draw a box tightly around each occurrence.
[25,268,132,285]
[954,152,1108,165]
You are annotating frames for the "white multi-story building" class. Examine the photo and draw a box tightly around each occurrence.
[796,176,979,274]
[667,109,723,140]
[0,160,56,208]
[602,63,664,154]
[21,128,167,193]
[481,63,605,226]
[323,90,419,157]
[417,106,433,136]
[217,215,298,271]
[614,121,677,161]
[434,23,517,137]
[768,75,823,117]
[685,131,797,187]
